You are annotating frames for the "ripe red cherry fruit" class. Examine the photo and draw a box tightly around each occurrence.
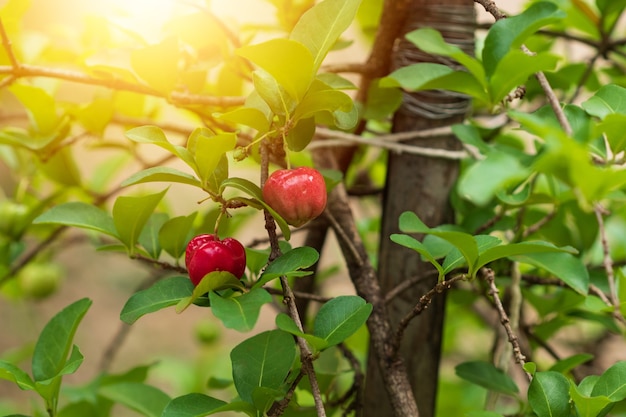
[185,234,246,286]
[262,167,327,227]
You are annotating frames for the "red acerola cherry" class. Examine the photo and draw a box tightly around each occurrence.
[185,234,246,286]
[262,167,327,227]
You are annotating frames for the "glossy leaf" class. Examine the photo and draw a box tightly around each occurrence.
[582,84,626,119]
[569,381,613,417]
[112,188,168,255]
[33,202,118,238]
[194,132,236,191]
[238,38,314,102]
[0,361,35,390]
[457,150,530,207]
[138,212,168,259]
[390,234,444,278]
[32,298,92,382]
[290,0,361,72]
[120,276,194,325]
[121,167,201,188]
[252,69,296,116]
[455,361,519,396]
[528,371,572,417]
[255,246,319,287]
[209,288,272,332]
[161,393,255,417]
[476,242,577,271]
[9,84,60,135]
[176,271,246,313]
[286,116,316,152]
[125,126,196,170]
[217,107,271,133]
[159,213,197,260]
[591,361,626,401]
[549,353,593,374]
[99,382,170,417]
[313,295,372,347]
[514,251,589,294]
[483,2,564,77]
[231,330,296,404]
[275,313,329,351]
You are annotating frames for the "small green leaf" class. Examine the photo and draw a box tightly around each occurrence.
[121,167,201,188]
[275,313,328,351]
[591,361,626,401]
[570,381,613,417]
[313,296,372,347]
[397,211,430,233]
[390,234,444,279]
[0,361,35,390]
[120,276,194,325]
[33,202,118,238]
[455,361,519,396]
[290,0,361,73]
[195,132,236,190]
[286,116,316,152]
[159,213,197,260]
[231,330,296,404]
[113,188,168,255]
[99,382,170,417]
[125,126,196,170]
[238,38,314,102]
[209,288,273,332]
[528,371,572,417]
[255,246,319,287]
[138,212,168,259]
[9,84,60,135]
[176,271,246,313]
[550,354,593,374]
[582,84,626,119]
[476,242,577,272]
[514,251,589,295]
[32,298,92,382]
[252,69,296,116]
[483,2,564,77]
[217,107,271,133]
[161,393,230,417]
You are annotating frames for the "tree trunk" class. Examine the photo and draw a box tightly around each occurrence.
[363,2,475,417]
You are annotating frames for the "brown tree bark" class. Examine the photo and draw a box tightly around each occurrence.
[363,2,476,417]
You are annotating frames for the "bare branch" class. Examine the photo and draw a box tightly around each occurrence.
[0,19,20,69]
[594,204,619,306]
[482,267,531,381]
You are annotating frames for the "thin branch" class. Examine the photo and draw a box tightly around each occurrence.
[0,64,244,107]
[392,274,465,354]
[474,0,507,20]
[384,270,440,304]
[267,371,306,417]
[482,267,531,381]
[522,209,556,238]
[594,204,619,306]
[0,19,20,69]
[264,286,331,304]
[311,126,468,160]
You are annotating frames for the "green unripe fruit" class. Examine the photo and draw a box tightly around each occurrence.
[19,262,63,299]
[0,200,29,239]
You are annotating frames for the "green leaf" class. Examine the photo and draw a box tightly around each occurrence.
[252,69,296,116]
[125,126,196,170]
[275,313,329,351]
[238,38,314,102]
[476,242,577,271]
[582,84,626,119]
[313,295,372,347]
[528,371,572,417]
[209,288,273,332]
[130,37,179,93]
[32,298,92,382]
[550,354,593,374]
[390,234,444,278]
[120,276,194,325]
[591,361,626,401]
[514,251,589,295]
[397,211,430,233]
[195,132,236,191]
[286,116,316,152]
[231,330,296,404]
[177,271,246,313]
[113,188,168,255]
[121,167,201,188]
[455,361,519,396]
[217,107,271,133]
[405,27,486,83]
[570,381,613,417]
[255,246,319,287]
[138,212,168,259]
[99,382,170,417]
[596,114,626,154]
[159,213,197,260]
[457,150,530,207]
[33,202,118,238]
[9,84,60,135]
[40,147,82,187]
[160,393,229,417]
[483,2,564,77]
[290,0,361,73]
[0,361,35,390]
[489,51,559,103]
